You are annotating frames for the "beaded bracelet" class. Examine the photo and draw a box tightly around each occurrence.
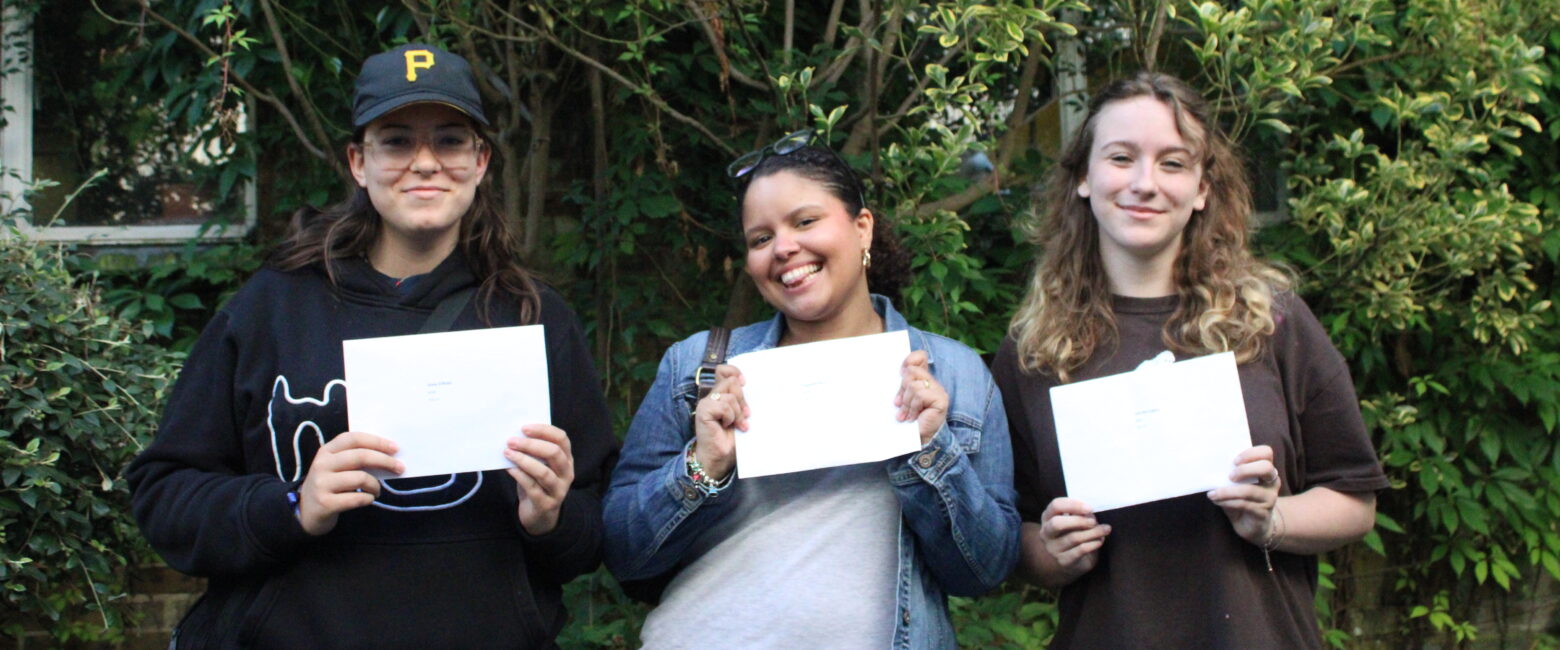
[685,441,733,496]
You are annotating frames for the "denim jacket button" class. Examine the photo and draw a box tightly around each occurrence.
[916,451,937,468]
[682,484,700,501]
[902,609,911,625]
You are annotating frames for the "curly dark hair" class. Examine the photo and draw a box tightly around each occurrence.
[1011,71,1289,381]
[734,145,910,301]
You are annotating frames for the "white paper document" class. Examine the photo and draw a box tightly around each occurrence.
[1050,351,1251,511]
[343,325,550,479]
[728,330,921,478]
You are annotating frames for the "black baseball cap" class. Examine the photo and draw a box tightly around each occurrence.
[352,43,489,128]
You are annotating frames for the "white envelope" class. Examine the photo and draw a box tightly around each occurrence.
[1050,351,1251,511]
[343,325,550,479]
[728,330,921,478]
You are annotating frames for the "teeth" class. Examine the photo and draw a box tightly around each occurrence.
[780,264,821,286]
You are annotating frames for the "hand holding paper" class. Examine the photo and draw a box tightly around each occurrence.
[728,331,921,478]
[895,349,949,445]
[1207,444,1283,547]
[295,431,403,536]
[342,325,551,479]
[691,364,749,482]
[504,423,575,536]
[1049,351,1252,511]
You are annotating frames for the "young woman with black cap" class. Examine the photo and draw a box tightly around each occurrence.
[128,43,617,648]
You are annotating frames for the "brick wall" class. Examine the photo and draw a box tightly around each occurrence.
[2,566,202,650]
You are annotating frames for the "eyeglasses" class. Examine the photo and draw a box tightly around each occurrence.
[727,128,868,208]
[360,129,484,171]
[727,129,816,179]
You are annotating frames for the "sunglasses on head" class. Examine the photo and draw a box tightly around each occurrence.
[727,129,868,209]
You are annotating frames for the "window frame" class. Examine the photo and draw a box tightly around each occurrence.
[0,6,256,245]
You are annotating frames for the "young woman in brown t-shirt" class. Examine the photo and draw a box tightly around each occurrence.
[991,72,1389,648]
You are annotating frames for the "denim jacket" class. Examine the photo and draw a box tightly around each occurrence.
[604,295,1019,648]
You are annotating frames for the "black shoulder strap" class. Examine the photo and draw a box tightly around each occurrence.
[419,287,478,334]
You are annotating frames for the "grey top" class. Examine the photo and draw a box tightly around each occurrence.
[640,461,900,649]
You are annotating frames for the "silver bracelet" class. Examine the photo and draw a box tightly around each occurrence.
[1262,503,1286,572]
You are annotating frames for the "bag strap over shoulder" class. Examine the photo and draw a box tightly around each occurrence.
[695,326,730,399]
[620,325,729,606]
[419,287,478,334]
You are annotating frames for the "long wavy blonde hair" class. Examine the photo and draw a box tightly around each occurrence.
[1010,72,1290,381]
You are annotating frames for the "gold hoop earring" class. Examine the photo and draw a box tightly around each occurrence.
[862,249,872,269]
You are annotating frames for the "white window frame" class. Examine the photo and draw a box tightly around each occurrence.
[0,6,256,245]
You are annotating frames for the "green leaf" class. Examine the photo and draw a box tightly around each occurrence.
[169,294,203,310]
[1362,529,1385,555]
[1479,432,1501,464]
[1376,511,1406,534]
[639,195,681,219]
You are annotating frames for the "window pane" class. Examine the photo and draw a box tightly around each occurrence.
[29,0,247,228]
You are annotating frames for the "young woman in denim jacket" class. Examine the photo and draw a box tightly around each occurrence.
[603,134,1019,649]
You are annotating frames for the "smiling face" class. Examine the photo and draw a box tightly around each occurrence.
[348,103,489,267]
[742,170,875,334]
[1077,95,1209,273]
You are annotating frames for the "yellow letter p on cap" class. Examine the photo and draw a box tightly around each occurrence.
[404,50,435,82]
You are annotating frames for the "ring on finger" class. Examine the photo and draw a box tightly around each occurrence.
[710,392,723,401]
[919,379,931,389]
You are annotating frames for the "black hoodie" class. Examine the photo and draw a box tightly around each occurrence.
[127,251,618,649]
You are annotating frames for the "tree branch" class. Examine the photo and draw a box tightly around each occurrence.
[913,175,998,218]
[721,0,777,93]
[135,0,336,169]
[257,0,335,153]
[1142,0,1167,71]
[473,11,738,156]
[998,35,1046,170]
[783,0,794,66]
[822,0,846,45]
[682,0,768,91]
[819,0,874,87]
[870,45,960,138]
[1326,51,1411,78]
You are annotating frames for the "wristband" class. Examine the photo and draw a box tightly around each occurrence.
[685,441,733,496]
[286,490,302,521]
[1262,503,1286,572]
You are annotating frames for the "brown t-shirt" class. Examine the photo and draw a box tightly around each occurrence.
[991,293,1389,649]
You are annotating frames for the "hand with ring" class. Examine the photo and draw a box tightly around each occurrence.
[693,364,748,482]
[896,350,949,446]
[1206,445,1282,547]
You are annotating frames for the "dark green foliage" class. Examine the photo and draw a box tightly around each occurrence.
[1183,0,1560,644]
[69,240,265,352]
[0,223,177,639]
[4,0,1559,647]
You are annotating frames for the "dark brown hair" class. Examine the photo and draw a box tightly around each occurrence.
[270,129,540,324]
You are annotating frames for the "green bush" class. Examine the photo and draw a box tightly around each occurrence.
[9,0,1558,646]
[1182,0,1560,644]
[70,239,265,352]
[0,220,176,640]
